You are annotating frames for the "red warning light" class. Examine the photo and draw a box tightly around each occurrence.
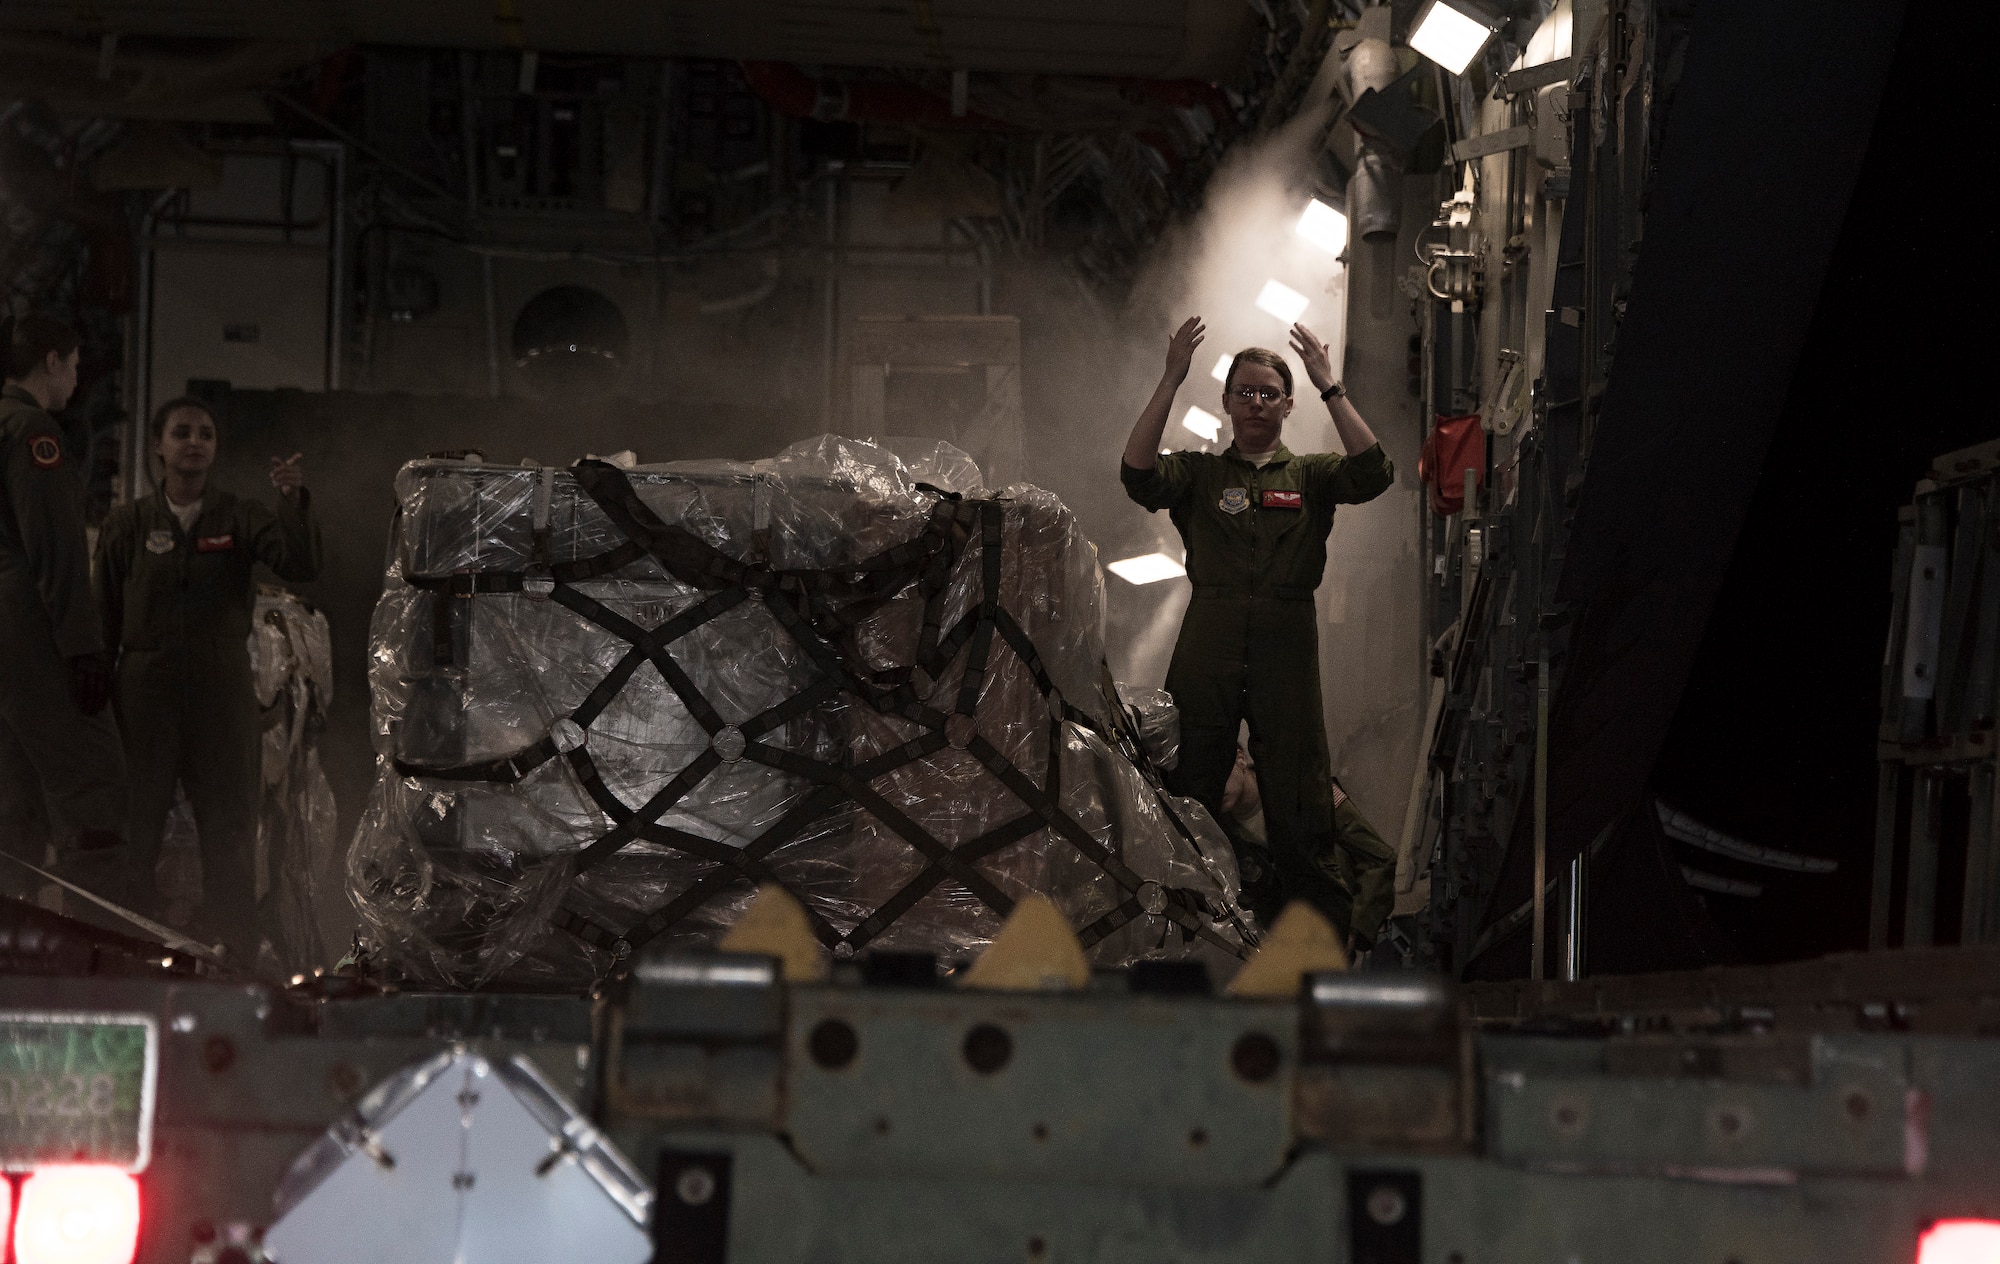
[11,1166,141,1264]
[1919,1221,2000,1264]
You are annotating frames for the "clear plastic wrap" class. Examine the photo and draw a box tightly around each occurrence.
[350,436,1248,989]
[254,587,339,973]
[1115,683,1182,772]
[150,588,338,973]
[157,794,201,927]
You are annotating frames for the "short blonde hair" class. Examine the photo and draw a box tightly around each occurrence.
[1223,347,1292,396]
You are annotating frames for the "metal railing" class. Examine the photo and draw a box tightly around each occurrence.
[1872,438,2000,947]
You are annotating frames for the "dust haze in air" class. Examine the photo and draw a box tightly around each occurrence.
[1028,75,1351,684]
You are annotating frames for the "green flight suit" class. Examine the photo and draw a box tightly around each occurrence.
[1229,776,1396,947]
[1121,441,1395,939]
[0,386,130,908]
[95,485,321,958]
[1330,783,1396,948]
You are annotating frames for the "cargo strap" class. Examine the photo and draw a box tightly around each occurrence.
[391,461,1248,965]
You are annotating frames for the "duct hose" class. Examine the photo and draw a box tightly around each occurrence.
[1350,149,1403,241]
[1342,37,1403,241]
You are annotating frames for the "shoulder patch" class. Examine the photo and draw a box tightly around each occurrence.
[27,435,62,469]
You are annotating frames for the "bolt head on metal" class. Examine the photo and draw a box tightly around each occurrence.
[1549,1097,1587,1134]
[808,1018,860,1070]
[1711,1105,1750,1138]
[1230,1031,1281,1083]
[675,1166,716,1206]
[712,725,747,761]
[963,1023,1013,1075]
[202,1035,236,1075]
[1366,1184,1407,1226]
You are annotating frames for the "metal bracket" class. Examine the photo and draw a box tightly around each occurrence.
[1496,57,1578,98]
[1450,124,1533,163]
[657,1149,734,1264]
[1347,1169,1422,1264]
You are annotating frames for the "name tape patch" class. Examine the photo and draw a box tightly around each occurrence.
[27,435,62,469]
[1261,489,1303,509]
[195,534,235,553]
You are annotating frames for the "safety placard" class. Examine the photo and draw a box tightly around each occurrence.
[0,1012,157,1172]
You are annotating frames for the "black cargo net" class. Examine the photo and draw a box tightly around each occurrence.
[394,460,1249,963]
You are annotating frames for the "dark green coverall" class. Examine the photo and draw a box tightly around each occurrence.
[95,485,320,956]
[1329,784,1396,946]
[1233,773,1397,947]
[0,386,129,905]
[1122,442,1396,941]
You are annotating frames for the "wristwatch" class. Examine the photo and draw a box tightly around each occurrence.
[1320,381,1346,400]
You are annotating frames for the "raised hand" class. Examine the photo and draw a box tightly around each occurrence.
[1164,316,1207,385]
[1288,322,1335,393]
[269,452,305,498]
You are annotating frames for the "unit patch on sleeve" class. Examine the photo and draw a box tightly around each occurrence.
[1218,487,1250,515]
[195,533,236,553]
[1261,489,1303,509]
[27,435,62,469]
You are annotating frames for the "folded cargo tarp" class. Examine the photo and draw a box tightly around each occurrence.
[253,586,338,972]
[155,587,337,974]
[351,437,1248,988]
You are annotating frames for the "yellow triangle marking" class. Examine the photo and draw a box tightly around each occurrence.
[961,894,1090,992]
[1225,901,1348,997]
[720,884,829,983]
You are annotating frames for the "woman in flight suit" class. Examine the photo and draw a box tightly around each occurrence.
[0,311,130,916]
[1120,317,1396,938]
[94,397,320,962]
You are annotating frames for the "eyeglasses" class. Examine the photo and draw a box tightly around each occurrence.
[1229,386,1288,404]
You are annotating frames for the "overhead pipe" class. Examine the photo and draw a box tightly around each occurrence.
[740,61,1233,146]
[0,32,321,120]
[1117,76,1237,125]
[1340,32,1404,241]
[740,61,1010,130]
[0,2,1256,79]
[698,256,781,315]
